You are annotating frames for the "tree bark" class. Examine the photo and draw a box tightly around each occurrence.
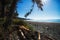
[2,0,17,40]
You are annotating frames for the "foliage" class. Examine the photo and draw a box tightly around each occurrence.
[26,24,35,31]
[12,19,34,31]
[24,0,43,17]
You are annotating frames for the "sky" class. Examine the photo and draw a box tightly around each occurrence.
[17,0,60,20]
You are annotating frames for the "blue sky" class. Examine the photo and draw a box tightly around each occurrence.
[17,0,60,20]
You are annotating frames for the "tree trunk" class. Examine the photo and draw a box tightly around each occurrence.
[1,0,17,40]
[0,0,5,18]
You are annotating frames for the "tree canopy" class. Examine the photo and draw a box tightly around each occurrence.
[24,0,43,17]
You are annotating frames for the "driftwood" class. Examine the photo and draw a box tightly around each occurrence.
[8,25,55,40]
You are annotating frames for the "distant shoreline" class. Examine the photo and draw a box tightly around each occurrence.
[25,20,60,24]
[25,19,60,23]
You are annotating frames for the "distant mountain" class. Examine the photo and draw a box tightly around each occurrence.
[17,17,31,20]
